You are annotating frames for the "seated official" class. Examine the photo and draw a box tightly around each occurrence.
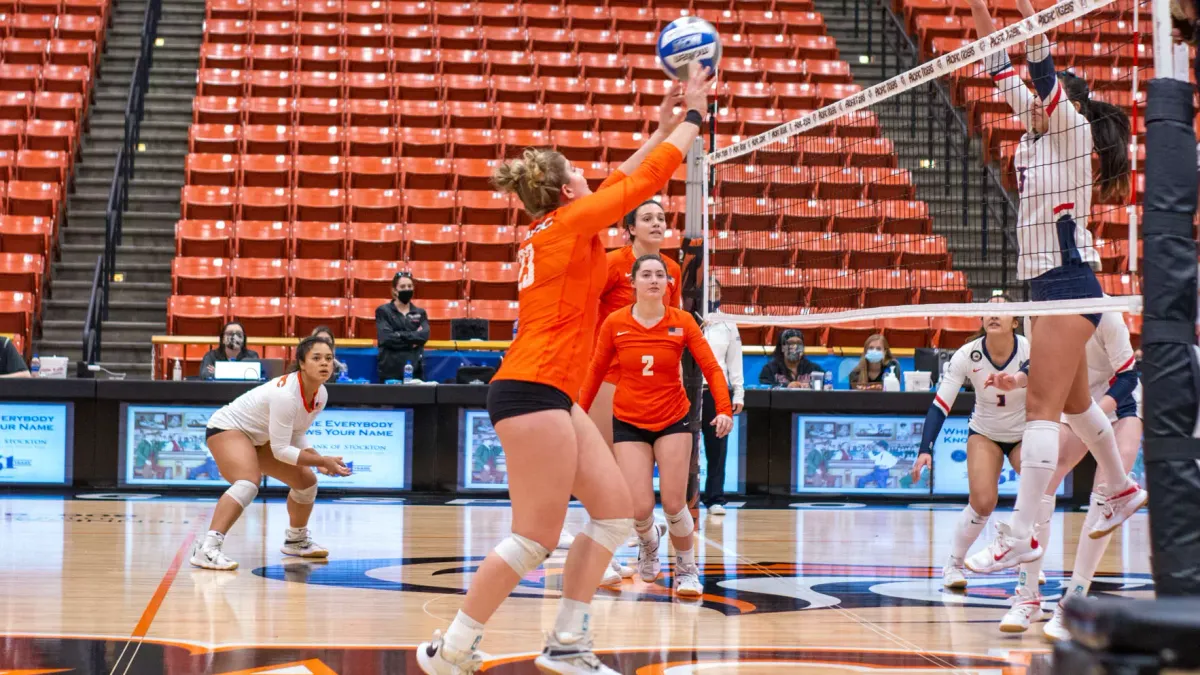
[0,335,29,378]
[849,333,902,391]
[201,321,261,380]
[759,328,820,388]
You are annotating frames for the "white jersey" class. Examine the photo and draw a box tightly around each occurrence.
[987,37,1099,280]
[1085,311,1141,420]
[933,334,1031,443]
[206,372,328,465]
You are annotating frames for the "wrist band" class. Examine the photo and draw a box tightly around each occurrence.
[684,109,704,126]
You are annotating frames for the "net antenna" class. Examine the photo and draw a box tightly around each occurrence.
[701,0,1144,332]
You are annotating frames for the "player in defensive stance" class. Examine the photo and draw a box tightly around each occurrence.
[1017,310,1142,639]
[580,254,733,598]
[911,297,1044,613]
[417,66,711,675]
[192,335,351,571]
[963,0,1144,577]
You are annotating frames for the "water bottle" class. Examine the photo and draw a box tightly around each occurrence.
[29,353,39,377]
[403,361,413,384]
[883,366,900,392]
[172,358,182,381]
[822,370,833,391]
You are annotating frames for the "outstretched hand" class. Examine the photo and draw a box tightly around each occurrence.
[911,453,931,482]
[682,65,716,115]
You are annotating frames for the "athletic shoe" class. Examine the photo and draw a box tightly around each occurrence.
[280,528,328,558]
[416,631,482,675]
[612,558,634,579]
[1039,570,1046,585]
[558,529,575,550]
[964,522,1042,574]
[1087,483,1149,539]
[942,559,967,590]
[637,526,662,582]
[999,589,1044,633]
[709,504,726,516]
[599,564,622,586]
[673,561,703,598]
[190,542,238,571]
[534,631,619,674]
[1042,602,1070,642]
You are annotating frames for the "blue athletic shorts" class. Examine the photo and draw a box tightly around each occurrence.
[1028,262,1103,326]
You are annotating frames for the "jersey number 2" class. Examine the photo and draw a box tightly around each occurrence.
[641,355,654,376]
[997,394,1006,408]
[516,244,535,291]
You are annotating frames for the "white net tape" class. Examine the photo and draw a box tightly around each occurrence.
[705,0,1118,164]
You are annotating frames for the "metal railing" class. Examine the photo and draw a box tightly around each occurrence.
[82,0,163,365]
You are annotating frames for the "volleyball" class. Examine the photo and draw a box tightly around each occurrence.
[656,16,722,80]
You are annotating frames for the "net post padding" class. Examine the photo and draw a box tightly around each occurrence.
[706,0,1119,165]
[1141,67,1200,595]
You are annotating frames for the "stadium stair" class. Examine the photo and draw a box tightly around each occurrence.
[812,0,1021,299]
[37,0,203,378]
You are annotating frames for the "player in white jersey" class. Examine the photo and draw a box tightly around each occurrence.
[964,0,1143,580]
[191,335,352,571]
[1012,311,1143,639]
[910,297,1037,595]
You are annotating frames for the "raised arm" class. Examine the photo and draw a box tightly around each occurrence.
[579,315,618,411]
[970,0,1037,132]
[614,84,686,178]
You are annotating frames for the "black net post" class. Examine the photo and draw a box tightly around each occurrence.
[1141,76,1200,596]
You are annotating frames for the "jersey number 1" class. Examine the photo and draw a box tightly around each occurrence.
[997,394,1006,408]
[641,355,653,376]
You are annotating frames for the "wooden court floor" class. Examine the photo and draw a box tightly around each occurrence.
[0,495,1154,674]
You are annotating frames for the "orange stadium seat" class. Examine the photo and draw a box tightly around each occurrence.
[349,259,403,299]
[231,257,288,297]
[423,298,468,340]
[407,260,464,300]
[469,299,519,340]
[0,214,50,256]
[168,295,229,336]
[173,257,231,296]
[407,223,461,261]
[0,290,32,338]
[466,261,518,301]
[176,220,235,258]
[229,296,288,337]
[292,220,346,259]
[290,258,346,297]
[292,296,347,337]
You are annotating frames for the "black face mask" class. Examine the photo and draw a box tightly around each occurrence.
[394,290,414,304]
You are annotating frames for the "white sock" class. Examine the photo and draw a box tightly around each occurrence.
[1020,494,1056,596]
[443,609,485,654]
[950,504,988,562]
[553,598,591,637]
[635,516,656,544]
[204,530,225,549]
[285,526,306,541]
[1010,420,1059,538]
[676,547,695,568]
[1066,492,1111,598]
[1065,402,1134,493]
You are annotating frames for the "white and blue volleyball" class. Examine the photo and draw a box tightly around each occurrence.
[656,16,722,80]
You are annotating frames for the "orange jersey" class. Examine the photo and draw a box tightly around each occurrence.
[492,142,685,399]
[598,246,682,384]
[580,306,732,432]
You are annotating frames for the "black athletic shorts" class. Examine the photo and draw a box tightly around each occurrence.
[487,379,573,425]
[205,426,231,440]
[612,414,692,445]
[968,428,1020,457]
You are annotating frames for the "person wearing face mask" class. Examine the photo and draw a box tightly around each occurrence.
[200,321,260,380]
[375,272,430,383]
[759,329,819,388]
[849,334,901,391]
[700,279,744,514]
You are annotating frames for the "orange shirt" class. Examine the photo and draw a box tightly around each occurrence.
[493,142,685,399]
[581,306,733,432]
[597,245,683,384]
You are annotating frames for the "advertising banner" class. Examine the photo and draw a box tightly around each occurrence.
[0,402,72,485]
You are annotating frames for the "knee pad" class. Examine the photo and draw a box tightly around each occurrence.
[582,517,633,553]
[224,479,258,509]
[633,515,655,533]
[289,483,317,505]
[1021,420,1061,471]
[495,533,551,577]
[665,507,694,538]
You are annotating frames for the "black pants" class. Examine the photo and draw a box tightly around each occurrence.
[701,388,730,506]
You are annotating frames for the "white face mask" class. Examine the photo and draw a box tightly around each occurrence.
[865,348,884,364]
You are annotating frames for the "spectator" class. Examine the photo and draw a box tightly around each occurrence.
[759,328,819,388]
[200,321,260,380]
[376,271,430,382]
[849,333,901,390]
[310,325,348,380]
[0,335,29,378]
[700,279,744,514]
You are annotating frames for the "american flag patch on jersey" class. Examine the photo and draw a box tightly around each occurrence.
[668,327,683,336]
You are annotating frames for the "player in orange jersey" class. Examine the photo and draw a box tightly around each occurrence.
[417,65,713,675]
[580,254,733,599]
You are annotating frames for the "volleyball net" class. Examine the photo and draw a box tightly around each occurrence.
[697,0,1146,349]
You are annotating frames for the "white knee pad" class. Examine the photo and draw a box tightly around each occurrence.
[633,515,655,533]
[224,479,258,509]
[665,507,694,538]
[289,483,317,505]
[1021,420,1061,471]
[582,517,633,553]
[495,533,551,577]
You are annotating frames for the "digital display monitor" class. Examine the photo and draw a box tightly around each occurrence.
[458,409,746,494]
[0,402,72,485]
[120,404,413,490]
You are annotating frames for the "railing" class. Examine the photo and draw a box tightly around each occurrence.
[82,0,163,365]
[864,0,1020,295]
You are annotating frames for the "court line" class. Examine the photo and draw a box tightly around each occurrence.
[694,530,971,674]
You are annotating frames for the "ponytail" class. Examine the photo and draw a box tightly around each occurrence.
[1057,72,1131,204]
